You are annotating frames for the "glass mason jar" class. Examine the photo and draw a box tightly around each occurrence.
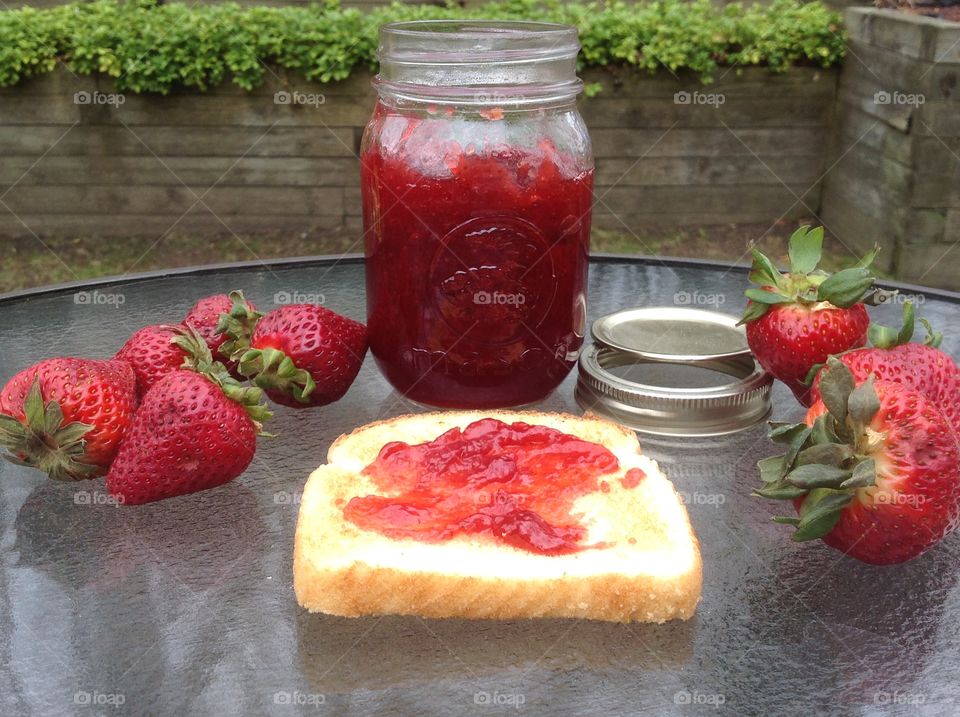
[361,21,593,408]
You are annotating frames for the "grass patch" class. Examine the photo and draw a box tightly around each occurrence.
[0,220,881,294]
[591,223,873,274]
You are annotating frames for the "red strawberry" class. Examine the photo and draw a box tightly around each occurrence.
[0,358,138,480]
[114,324,188,397]
[810,302,960,426]
[236,304,368,408]
[755,357,960,565]
[106,332,271,505]
[182,291,260,377]
[740,226,884,405]
[748,302,869,403]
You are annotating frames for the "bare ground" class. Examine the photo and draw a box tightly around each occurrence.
[0,218,877,294]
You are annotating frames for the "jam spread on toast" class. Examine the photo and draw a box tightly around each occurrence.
[343,418,644,555]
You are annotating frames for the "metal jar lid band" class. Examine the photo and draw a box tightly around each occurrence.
[576,308,773,437]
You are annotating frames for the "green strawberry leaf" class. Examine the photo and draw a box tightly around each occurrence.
[868,300,915,349]
[753,483,808,500]
[867,324,899,349]
[802,361,825,387]
[772,515,802,526]
[739,301,770,324]
[796,442,854,467]
[748,247,783,288]
[816,267,875,308]
[840,458,876,489]
[769,422,808,444]
[0,382,94,480]
[819,357,855,424]
[781,426,813,479]
[787,225,823,274]
[0,413,27,441]
[171,325,215,369]
[810,413,840,445]
[758,455,786,483]
[744,288,792,305]
[217,290,264,361]
[855,245,880,269]
[848,375,880,427]
[919,318,943,348]
[792,489,853,541]
[23,379,45,433]
[242,346,316,406]
[43,399,64,435]
[56,422,92,447]
[786,463,852,489]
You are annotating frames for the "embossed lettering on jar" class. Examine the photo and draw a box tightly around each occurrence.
[361,21,593,408]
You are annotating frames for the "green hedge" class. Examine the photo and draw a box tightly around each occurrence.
[0,0,845,93]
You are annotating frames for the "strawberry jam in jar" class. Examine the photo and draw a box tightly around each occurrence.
[362,21,593,408]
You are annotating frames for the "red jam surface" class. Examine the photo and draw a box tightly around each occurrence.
[621,469,645,489]
[361,103,593,408]
[343,418,639,555]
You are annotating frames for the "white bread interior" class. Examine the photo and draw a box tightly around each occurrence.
[294,410,702,623]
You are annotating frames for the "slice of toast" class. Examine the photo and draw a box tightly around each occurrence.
[293,410,702,623]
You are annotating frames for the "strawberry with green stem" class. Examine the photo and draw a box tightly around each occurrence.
[114,324,190,397]
[755,357,960,565]
[230,303,368,409]
[185,290,261,378]
[808,300,960,426]
[740,226,890,405]
[106,328,272,505]
[0,358,138,480]
[116,292,261,397]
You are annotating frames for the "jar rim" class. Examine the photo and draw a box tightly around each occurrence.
[379,20,580,65]
[381,19,579,37]
[376,19,582,103]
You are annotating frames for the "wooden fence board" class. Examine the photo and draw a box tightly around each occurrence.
[0,65,840,237]
[2,185,345,216]
[594,155,822,187]
[0,126,357,158]
[0,157,360,187]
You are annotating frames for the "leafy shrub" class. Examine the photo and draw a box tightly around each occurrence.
[0,0,845,92]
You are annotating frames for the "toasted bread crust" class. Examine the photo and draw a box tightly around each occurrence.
[294,554,702,623]
[295,410,702,623]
